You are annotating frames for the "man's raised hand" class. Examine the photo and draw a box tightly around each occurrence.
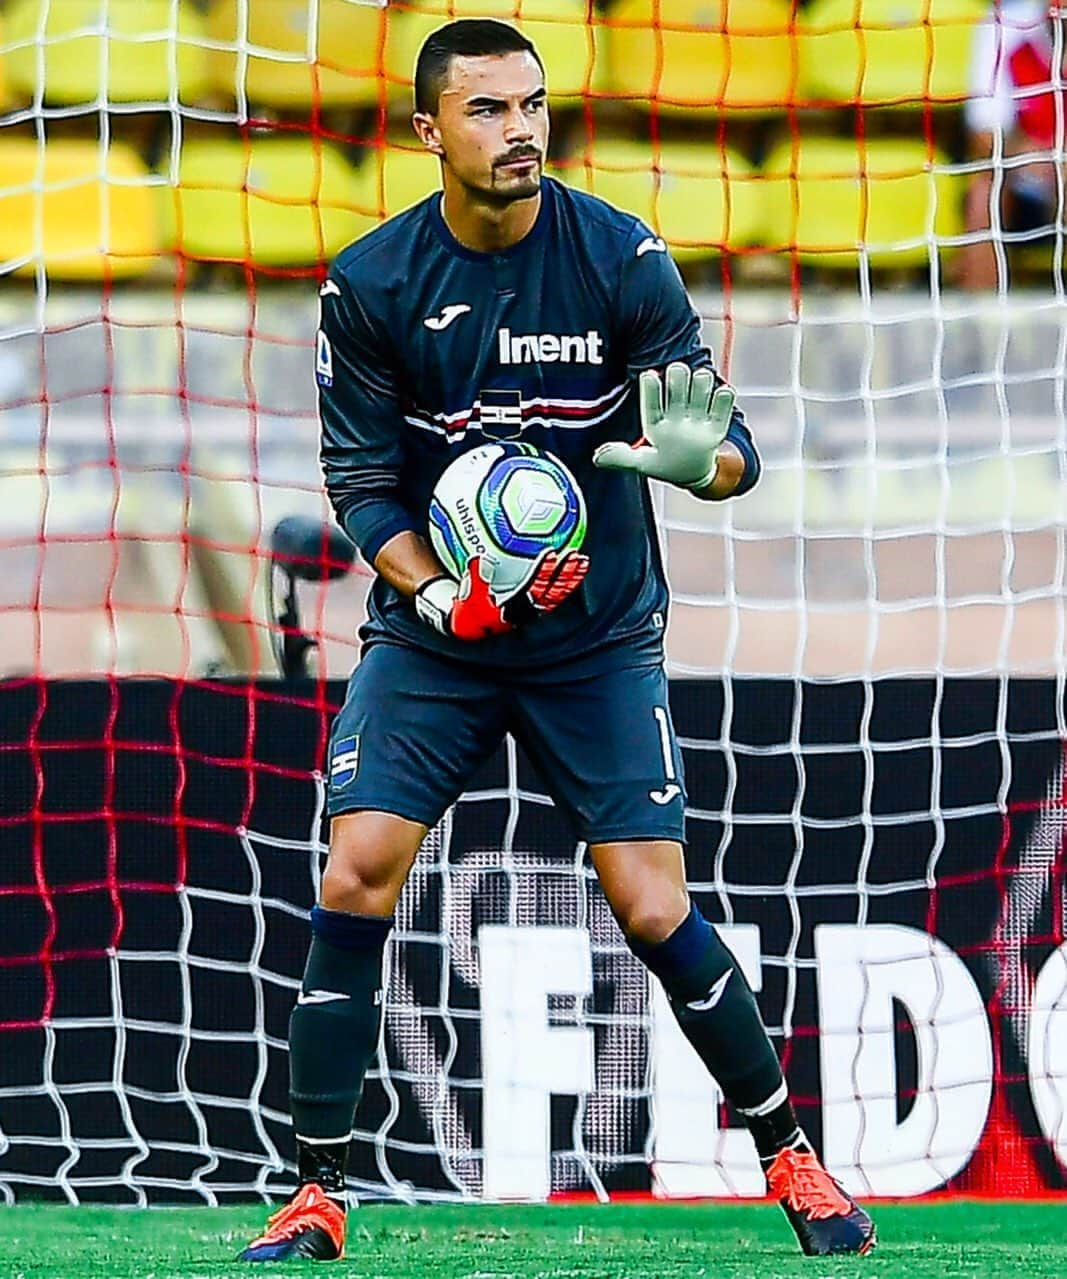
[593,360,735,492]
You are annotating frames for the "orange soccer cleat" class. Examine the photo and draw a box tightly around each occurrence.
[765,1141,877,1257]
[238,1182,347,1263]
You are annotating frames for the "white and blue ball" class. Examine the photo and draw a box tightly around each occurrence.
[428,442,587,596]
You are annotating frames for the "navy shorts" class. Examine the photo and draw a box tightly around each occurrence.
[325,642,686,845]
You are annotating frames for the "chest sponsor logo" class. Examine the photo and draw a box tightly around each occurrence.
[424,303,471,331]
[497,327,604,366]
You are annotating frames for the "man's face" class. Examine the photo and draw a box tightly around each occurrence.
[416,51,549,203]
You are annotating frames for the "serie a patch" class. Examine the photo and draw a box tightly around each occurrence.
[329,734,360,787]
[316,330,334,387]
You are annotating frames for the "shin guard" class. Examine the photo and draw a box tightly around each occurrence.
[288,907,392,1142]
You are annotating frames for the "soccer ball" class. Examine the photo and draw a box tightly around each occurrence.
[428,442,587,596]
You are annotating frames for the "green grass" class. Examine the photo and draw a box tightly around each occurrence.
[2,1201,1063,1279]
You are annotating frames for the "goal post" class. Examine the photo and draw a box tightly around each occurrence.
[1,0,1066,1204]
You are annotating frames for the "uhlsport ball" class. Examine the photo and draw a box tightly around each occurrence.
[428,442,587,596]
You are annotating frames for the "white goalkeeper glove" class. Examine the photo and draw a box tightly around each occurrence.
[593,361,735,492]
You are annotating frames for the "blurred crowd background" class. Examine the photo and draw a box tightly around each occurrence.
[1,0,1065,683]
[0,0,1063,288]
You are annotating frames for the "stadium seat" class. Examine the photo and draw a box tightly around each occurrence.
[162,136,372,266]
[760,136,964,268]
[606,0,797,113]
[552,139,763,260]
[0,17,8,110]
[798,0,987,106]
[385,0,603,103]
[0,138,160,279]
[206,0,399,110]
[355,143,440,224]
[4,0,209,104]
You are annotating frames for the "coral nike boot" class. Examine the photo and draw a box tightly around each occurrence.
[765,1142,876,1256]
[238,1183,346,1262]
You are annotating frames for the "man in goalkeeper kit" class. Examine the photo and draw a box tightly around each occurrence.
[241,18,875,1263]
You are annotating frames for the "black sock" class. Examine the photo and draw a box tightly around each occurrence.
[297,1138,350,1201]
[755,1121,807,1167]
[289,906,393,1194]
[629,904,797,1158]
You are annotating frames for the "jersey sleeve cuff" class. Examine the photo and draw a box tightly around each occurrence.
[345,509,421,566]
[726,416,762,497]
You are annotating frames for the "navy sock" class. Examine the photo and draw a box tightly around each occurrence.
[289,907,392,1174]
[629,904,795,1154]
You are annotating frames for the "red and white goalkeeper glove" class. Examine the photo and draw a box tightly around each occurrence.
[414,550,589,641]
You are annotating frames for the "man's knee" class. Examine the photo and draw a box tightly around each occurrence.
[591,839,689,945]
[626,903,738,1005]
[617,896,690,948]
[321,811,425,915]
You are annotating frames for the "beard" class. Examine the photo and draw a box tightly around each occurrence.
[441,145,543,205]
[490,163,542,200]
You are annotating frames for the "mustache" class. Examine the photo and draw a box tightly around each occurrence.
[494,148,542,169]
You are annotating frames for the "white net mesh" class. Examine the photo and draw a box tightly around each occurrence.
[2,0,1067,1205]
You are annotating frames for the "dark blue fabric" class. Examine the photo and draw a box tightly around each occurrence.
[630,904,787,1109]
[726,425,761,497]
[290,924,388,1139]
[241,1241,297,1261]
[318,177,760,671]
[309,905,392,952]
[325,641,685,843]
[628,903,719,995]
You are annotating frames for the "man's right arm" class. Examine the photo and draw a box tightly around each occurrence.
[374,530,446,599]
[318,272,423,571]
[319,274,461,607]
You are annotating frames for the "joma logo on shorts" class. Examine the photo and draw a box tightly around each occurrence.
[497,327,604,365]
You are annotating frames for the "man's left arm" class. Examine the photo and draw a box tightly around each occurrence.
[593,229,760,501]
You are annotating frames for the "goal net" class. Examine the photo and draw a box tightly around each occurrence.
[1,0,1066,1204]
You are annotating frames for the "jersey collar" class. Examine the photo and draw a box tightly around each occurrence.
[430,177,553,262]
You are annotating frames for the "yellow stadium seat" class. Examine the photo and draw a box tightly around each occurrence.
[162,137,372,266]
[799,0,987,106]
[552,139,762,260]
[206,0,399,110]
[355,143,441,223]
[4,0,209,104]
[0,138,160,279]
[385,0,603,104]
[607,0,797,114]
[760,136,963,267]
[0,17,8,110]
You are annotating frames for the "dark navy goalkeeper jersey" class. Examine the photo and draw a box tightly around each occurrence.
[318,176,759,671]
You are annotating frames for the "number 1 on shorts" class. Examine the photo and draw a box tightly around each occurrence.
[650,705,681,806]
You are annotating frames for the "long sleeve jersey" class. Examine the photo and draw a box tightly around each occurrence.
[318,176,760,671]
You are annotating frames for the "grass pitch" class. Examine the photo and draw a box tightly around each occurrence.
[2,1200,1063,1279]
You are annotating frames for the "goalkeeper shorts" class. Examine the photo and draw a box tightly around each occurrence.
[325,640,687,844]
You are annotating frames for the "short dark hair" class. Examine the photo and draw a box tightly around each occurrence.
[414,19,543,115]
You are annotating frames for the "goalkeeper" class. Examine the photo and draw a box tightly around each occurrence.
[241,17,875,1263]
